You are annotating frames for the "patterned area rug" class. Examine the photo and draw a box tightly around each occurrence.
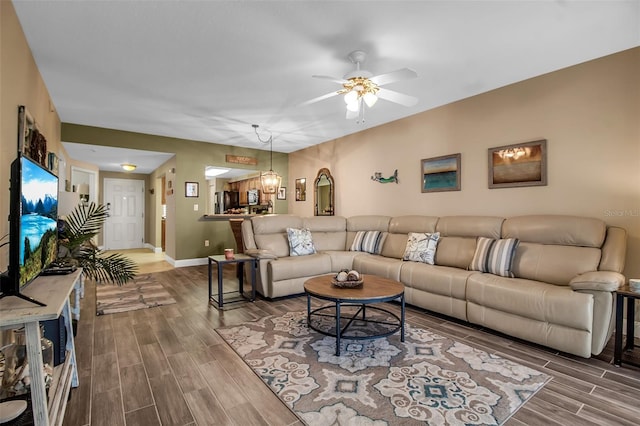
[217,310,551,425]
[95,274,176,315]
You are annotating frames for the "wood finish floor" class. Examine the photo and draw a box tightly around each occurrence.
[63,253,640,426]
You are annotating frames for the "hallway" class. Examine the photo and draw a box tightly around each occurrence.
[104,249,174,275]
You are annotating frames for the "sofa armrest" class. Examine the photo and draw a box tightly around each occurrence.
[245,248,279,260]
[569,271,625,292]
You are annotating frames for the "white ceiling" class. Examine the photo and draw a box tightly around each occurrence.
[62,142,174,174]
[13,1,640,172]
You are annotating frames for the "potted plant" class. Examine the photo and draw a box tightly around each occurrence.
[57,202,137,285]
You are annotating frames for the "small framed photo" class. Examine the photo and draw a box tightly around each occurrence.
[421,153,461,193]
[295,178,306,201]
[47,152,58,174]
[277,187,286,200]
[185,181,199,197]
[488,139,547,188]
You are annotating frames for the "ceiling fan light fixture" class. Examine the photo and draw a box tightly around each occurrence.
[307,50,418,122]
[346,100,360,112]
[344,90,358,104]
[363,92,378,108]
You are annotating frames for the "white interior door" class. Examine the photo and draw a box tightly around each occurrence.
[104,178,144,250]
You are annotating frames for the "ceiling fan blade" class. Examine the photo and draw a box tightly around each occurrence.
[377,88,418,107]
[312,75,348,85]
[369,68,418,86]
[299,91,340,106]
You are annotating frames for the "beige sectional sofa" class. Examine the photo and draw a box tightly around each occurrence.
[241,214,627,358]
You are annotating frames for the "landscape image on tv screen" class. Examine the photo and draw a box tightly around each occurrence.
[19,156,58,288]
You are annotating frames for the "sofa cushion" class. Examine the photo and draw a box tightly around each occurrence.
[353,255,403,281]
[350,230,386,254]
[302,216,347,251]
[402,232,440,264]
[599,226,627,273]
[252,215,303,257]
[433,216,504,269]
[254,233,290,258]
[269,254,332,282]
[400,263,473,300]
[286,227,316,256]
[380,215,438,259]
[389,215,438,234]
[470,237,519,277]
[324,250,366,273]
[436,216,504,239]
[466,273,593,331]
[512,242,602,286]
[502,215,606,247]
[346,215,391,249]
[434,236,477,269]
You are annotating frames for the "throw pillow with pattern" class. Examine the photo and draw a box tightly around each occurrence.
[402,232,440,265]
[286,227,316,256]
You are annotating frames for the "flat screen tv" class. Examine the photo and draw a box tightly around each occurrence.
[0,154,58,306]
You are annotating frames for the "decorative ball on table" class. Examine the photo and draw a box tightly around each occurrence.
[332,269,363,288]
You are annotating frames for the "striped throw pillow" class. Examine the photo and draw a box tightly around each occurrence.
[469,237,520,277]
[402,232,440,265]
[350,230,386,254]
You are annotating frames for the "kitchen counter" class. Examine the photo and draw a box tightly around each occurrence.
[200,214,256,221]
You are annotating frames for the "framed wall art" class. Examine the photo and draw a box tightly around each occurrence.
[185,182,199,197]
[488,139,547,189]
[47,152,59,174]
[295,178,306,201]
[277,186,287,200]
[421,153,461,193]
[18,105,48,167]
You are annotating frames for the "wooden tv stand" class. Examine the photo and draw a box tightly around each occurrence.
[0,269,82,425]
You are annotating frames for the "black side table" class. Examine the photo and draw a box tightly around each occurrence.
[614,284,640,367]
[208,254,257,309]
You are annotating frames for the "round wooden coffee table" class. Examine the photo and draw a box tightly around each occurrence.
[304,274,405,356]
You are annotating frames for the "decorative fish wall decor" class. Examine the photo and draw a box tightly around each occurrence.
[371,170,398,184]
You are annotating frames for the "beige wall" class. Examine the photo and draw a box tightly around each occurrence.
[0,2,63,271]
[61,124,289,261]
[289,48,640,279]
[150,156,177,258]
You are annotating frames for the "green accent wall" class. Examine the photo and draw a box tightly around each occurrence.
[61,123,288,261]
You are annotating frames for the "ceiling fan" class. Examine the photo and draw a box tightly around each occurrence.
[304,50,418,123]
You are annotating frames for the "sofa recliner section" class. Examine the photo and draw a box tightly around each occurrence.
[241,214,627,357]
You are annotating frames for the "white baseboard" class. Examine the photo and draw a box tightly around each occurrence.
[162,255,208,268]
[143,243,162,253]
[174,257,209,268]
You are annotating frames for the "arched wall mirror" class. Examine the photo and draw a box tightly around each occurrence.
[314,168,335,216]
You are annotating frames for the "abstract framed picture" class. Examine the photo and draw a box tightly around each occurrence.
[295,178,306,201]
[277,186,286,200]
[185,181,199,197]
[421,153,461,193]
[488,139,547,188]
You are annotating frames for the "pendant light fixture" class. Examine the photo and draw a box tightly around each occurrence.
[253,124,281,195]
